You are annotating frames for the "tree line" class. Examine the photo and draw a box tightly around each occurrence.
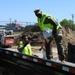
[60,19,75,31]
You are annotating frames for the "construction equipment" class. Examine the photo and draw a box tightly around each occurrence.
[0,48,75,75]
[0,29,14,48]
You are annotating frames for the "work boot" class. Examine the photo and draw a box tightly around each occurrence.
[47,55,53,60]
[47,56,53,60]
[49,55,53,59]
[61,60,65,63]
[59,56,65,63]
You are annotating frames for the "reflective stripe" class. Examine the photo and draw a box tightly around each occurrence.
[0,49,75,74]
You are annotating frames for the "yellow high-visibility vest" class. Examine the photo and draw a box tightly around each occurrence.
[37,13,61,32]
[22,43,33,56]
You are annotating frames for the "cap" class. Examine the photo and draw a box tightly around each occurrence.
[37,11,42,15]
[34,8,41,13]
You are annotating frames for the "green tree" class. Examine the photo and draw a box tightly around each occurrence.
[60,19,75,30]
[60,19,69,26]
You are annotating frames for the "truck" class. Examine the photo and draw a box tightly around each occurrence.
[0,46,75,75]
[0,29,14,48]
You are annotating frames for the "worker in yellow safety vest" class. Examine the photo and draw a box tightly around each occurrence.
[17,34,33,56]
[34,8,65,62]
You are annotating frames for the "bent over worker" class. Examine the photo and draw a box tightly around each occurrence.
[34,8,65,62]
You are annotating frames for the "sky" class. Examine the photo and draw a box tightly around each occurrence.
[0,0,75,25]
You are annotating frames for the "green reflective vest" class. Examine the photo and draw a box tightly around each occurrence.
[22,43,33,56]
[37,13,61,32]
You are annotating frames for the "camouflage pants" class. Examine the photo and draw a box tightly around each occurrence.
[45,27,65,61]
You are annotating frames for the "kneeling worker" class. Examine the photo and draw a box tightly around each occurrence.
[17,34,34,56]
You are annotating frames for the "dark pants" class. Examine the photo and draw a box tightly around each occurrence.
[45,27,65,61]
[45,38,53,60]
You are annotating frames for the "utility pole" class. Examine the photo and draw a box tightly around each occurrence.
[71,14,74,30]
[10,18,12,24]
[71,14,74,22]
[14,20,17,24]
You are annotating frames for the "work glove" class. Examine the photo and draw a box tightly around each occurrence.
[39,46,43,51]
